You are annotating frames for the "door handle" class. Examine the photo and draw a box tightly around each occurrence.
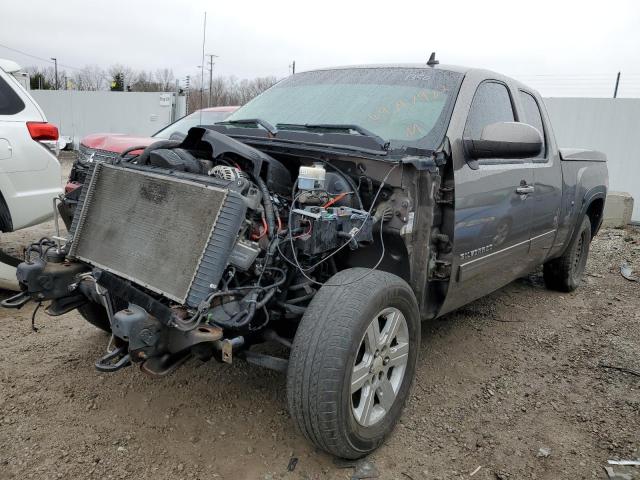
[516,185,534,195]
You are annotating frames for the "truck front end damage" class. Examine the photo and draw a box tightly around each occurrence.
[6,125,448,376]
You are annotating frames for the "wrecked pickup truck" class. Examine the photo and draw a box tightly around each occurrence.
[4,64,608,459]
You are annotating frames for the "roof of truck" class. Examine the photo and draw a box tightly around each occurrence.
[302,63,537,94]
[304,63,472,74]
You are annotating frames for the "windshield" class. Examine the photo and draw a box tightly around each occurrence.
[225,67,463,150]
[154,110,234,139]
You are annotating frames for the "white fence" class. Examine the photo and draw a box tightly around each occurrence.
[31,90,186,148]
[544,97,640,221]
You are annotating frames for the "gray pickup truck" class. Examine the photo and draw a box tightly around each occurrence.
[5,63,607,459]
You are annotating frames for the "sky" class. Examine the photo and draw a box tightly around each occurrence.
[2,0,640,97]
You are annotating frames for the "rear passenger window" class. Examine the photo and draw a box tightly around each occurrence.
[518,91,546,158]
[0,75,25,115]
[464,82,514,140]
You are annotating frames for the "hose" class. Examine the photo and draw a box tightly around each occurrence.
[255,176,276,239]
[118,145,155,161]
[211,267,286,330]
[131,140,181,165]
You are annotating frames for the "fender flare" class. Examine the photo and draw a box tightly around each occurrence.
[562,186,607,257]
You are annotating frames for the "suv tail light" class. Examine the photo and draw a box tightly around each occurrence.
[27,122,59,156]
[27,122,59,141]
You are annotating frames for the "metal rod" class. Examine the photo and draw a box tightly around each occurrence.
[51,196,64,249]
[613,71,620,98]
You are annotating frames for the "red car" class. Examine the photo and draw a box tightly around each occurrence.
[60,106,238,226]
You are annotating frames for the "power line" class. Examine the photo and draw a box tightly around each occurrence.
[0,42,87,72]
[0,42,130,88]
[0,42,53,64]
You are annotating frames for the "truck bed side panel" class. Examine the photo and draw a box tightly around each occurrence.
[549,159,608,259]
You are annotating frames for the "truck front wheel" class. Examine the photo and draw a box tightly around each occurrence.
[286,268,420,458]
[543,216,592,292]
[77,302,112,333]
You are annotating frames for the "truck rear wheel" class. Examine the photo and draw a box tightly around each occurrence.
[286,268,420,459]
[543,216,592,292]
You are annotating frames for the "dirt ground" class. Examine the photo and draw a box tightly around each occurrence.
[0,156,638,480]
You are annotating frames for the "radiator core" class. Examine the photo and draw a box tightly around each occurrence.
[68,163,246,307]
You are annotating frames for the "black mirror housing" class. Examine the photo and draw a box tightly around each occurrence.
[465,122,543,159]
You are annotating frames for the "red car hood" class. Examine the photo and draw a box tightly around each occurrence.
[81,133,157,154]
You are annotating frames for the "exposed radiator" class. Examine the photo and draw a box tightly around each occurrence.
[68,163,246,307]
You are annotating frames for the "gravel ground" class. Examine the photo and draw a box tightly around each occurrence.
[0,156,638,479]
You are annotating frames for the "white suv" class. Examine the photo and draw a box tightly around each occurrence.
[0,59,62,289]
[0,59,62,231]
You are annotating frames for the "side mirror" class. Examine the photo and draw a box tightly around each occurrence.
[464,122,542,159]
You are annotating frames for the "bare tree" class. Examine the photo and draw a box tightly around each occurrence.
[73,65,106,91]
[131,70,158,92]
[24,63,276,99]
[189,75,277,111]
[155,68,175,92]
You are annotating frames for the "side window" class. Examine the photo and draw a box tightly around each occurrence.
[518,91,546,159]
[0,75,25,115]
[463,81,514,140]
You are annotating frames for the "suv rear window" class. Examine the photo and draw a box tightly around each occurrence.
[0,75,26,115]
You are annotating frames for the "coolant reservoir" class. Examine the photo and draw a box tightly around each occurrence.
[298,163,326,190]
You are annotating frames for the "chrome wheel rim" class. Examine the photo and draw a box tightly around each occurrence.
[350,307,409,427]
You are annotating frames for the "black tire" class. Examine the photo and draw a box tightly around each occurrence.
[77,302,112,333]
[0,193,13,232]
[287,268,420,459]
[543,216,592,292]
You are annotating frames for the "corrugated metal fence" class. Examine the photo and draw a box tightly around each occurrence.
[31,90,186,148]
[544,97,640,221]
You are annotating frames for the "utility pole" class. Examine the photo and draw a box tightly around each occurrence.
[291,60,296,75]
[50,57,58,90]
[206,54,218,107]
[613,71,621,98]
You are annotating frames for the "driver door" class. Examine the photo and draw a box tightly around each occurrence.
[450,81,535,307]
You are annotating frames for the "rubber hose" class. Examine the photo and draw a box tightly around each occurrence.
[134,140,181,165]
[255,177,276,239]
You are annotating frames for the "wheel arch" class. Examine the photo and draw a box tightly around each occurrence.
[335,232,412,285]
[561,186,606,258]
[585,195,605,239]
[0,190,14,232]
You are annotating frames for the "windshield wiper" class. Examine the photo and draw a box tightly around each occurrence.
[217,118,278,136]
[276,123,388,150]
